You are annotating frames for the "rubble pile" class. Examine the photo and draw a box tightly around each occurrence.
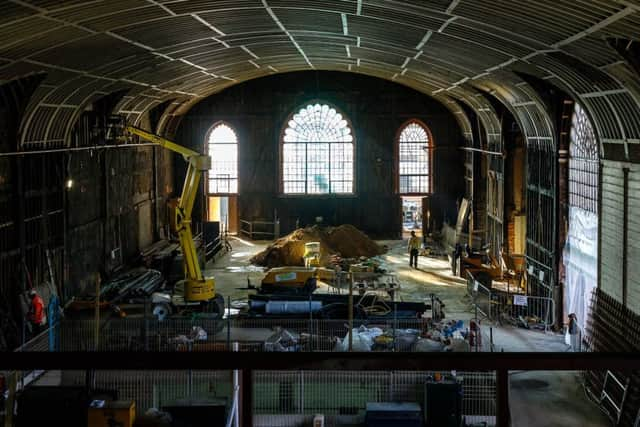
[251,224,385,268]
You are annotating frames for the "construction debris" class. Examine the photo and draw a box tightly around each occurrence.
[264,327,301,352]
[100,268,165,303]
[334,325,385,352]
[250,224,385,268]
[169,326,208,348]
[414,319,474,352]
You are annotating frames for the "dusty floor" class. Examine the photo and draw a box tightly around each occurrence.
[509,371,610,426]
[206,237,569,352]
[205,236,609,426]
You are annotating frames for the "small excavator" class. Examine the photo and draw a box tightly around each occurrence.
[124,126,224,320]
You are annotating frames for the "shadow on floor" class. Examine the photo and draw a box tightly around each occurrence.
[509,371,610,427]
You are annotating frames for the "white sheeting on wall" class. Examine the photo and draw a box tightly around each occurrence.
[563,206,598,331]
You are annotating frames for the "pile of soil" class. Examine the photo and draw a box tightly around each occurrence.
[250,224,385,268]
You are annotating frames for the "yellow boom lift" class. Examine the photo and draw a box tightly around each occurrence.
[125,126,224,318]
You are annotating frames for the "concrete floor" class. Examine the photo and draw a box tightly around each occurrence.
[509,371,610,426]
[206,236,569,352]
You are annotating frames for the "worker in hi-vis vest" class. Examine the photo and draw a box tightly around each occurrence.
[27,289,47,336]
[407,231,421,269]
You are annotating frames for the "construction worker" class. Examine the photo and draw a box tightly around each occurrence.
[27,289,46,335]
[408,231,421,268]
[568,313,580,352]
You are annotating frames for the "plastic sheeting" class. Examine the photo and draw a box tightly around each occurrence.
[563,206,598,332]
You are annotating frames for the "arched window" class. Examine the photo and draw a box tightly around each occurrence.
[569,103,598,213]
[564,102,599,332]
[206,122,238,194]
[398,120,432,194]
[281,103,354,194]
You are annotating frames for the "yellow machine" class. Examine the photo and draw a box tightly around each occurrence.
[259,266,335,295]
[303,242,321,267]
[125,127,223,315]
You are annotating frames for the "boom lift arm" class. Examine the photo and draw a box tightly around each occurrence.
[125,126,215,302]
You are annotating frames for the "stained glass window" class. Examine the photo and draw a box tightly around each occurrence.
[282,103,354,194]
[569,103,598,213]
[398,121,431,194]
[207,123,238,194]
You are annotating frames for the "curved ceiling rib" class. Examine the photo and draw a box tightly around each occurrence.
[433,94,474,144]
[0,0,638,153]
[474,71,555,150]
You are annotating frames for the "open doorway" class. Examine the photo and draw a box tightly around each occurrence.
[205,122,239,235]
[401,196,423,238]
[208,195,238,235]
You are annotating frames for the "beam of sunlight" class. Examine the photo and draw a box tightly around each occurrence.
[230,236,255,247]
[385,255,404,264]
[396,270,451,286]
[231,251,251,258]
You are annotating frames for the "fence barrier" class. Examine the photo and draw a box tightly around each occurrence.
[57,370,232,414]
[16,317,441,352]
[466,271,555,330]
[253,370,496,427]
[240,219,279,240]
[17,369,495,427]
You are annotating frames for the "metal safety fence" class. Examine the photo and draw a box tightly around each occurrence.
[17,317,437,352]
[7,368,495,427]
[253,370,496,427]
[583,288,640,426]
[56,370,233,414]
[12,329,49,352]
[466,271,555,330]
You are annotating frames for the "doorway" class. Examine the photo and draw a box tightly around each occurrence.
[401,196,423,238]
[208,195,238,234]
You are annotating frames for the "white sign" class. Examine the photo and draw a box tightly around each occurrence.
[538,270,545,282]
[473,281,479,292]
[513,295,528,306]
[275,272,297,282]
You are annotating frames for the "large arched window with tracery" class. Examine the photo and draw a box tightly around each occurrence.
[281,103,354,194]
[563,102,599,332]
[397,120,432,194]
[569,103,598,213]
[206,122,238,194]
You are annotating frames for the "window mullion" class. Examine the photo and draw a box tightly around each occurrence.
[329,142,332,194]
[305,143,308,194]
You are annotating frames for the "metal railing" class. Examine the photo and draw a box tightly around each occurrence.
[6,353,640,427]
[253,370,496,427]
[491,293,555,330]
[240,220,279,240]
[9,368,494,427]
[43,370,232,414]
[467,272,493,320]
[13,329,49,352]
[466,271,555,330]
[17,318,434,352]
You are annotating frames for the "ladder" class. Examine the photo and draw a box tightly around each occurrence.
[600,370,630,425]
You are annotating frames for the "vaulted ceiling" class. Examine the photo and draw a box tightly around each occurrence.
[1,0,639,155]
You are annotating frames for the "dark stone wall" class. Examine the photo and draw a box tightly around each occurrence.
[175,71,465,238]
[0,79,174,348]
[64,145,173,296]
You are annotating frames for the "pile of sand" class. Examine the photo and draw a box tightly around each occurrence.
[250,224,385,268]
